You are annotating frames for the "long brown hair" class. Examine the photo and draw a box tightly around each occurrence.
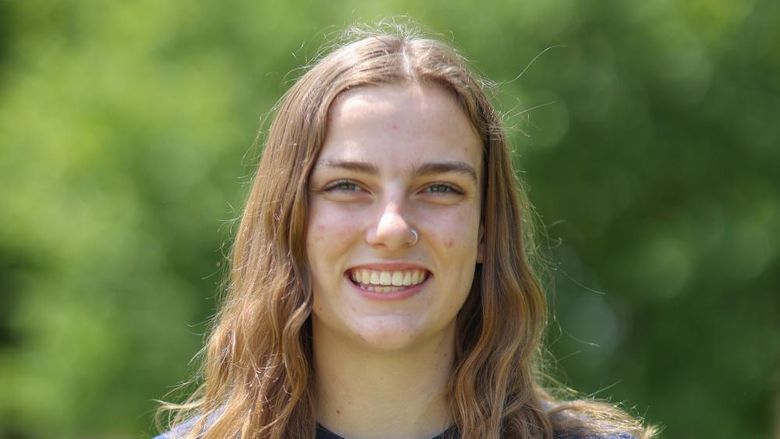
[159,22,656,439]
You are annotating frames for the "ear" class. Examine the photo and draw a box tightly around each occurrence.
[477,223,485,263]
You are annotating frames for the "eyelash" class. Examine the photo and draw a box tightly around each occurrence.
[424,183,463,195]
[323,180,362,192]
[320,180,464,196]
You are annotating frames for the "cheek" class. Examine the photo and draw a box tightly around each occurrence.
[427,218,480,269]
[310,223,331,241]
[438,206,481,249]
[307,204,361,254]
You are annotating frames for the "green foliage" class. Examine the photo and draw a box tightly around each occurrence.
[1,1,777,438]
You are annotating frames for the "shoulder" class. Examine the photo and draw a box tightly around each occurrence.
[153,429,183,439]
[154,406,229,439]
[545,399,643,439]
[554,433,637,439]
[153,416,202,439]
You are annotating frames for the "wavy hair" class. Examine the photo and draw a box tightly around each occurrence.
[158,22,656,439]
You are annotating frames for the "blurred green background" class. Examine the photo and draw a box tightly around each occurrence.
[1,1,778,438]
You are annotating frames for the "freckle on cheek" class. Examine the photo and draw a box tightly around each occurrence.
[445,240,454,248]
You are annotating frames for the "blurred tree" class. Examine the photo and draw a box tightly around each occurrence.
[0,1,777,438]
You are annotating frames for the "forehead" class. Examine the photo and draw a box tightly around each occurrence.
[318,82,483,179]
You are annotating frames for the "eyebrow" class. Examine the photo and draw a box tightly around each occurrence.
[316,159,478,183]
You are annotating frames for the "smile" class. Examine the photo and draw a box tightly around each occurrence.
[348,268,429,293]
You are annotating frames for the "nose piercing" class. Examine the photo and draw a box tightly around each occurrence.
[408,228,419,246]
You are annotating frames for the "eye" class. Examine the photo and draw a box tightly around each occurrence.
[423,183,463,195]
[323,180,362,192]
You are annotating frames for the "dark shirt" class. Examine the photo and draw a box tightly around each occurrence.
[316,424,452,439]
[314,424,635,439]
[158,421,635,438]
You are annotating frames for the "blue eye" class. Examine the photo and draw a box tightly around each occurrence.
[324,180,361,192]
[425,183,462,194]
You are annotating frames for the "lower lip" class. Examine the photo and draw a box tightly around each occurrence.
[346,274,430,301]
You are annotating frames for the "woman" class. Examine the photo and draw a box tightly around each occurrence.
[157,24,655,439]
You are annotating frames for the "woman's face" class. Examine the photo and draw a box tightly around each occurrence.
[306,82,483,352]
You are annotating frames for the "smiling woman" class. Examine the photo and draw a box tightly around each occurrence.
[156,22,656,439]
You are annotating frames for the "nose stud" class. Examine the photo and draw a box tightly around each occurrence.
[408,228,419,246]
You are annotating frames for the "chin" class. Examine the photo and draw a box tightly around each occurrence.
[347,316,451,353]
[356,332,420,352]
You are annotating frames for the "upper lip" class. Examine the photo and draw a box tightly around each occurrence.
[346,262,431,273]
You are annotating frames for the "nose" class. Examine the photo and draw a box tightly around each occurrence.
[366,201,417,251]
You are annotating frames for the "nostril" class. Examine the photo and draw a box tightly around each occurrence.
[369,220,415,249]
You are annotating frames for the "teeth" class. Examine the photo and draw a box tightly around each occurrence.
[350,269,427,287]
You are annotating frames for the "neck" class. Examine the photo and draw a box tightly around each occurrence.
[313,323,456,439]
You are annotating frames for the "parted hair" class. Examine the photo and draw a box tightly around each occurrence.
[158,22,655,439]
